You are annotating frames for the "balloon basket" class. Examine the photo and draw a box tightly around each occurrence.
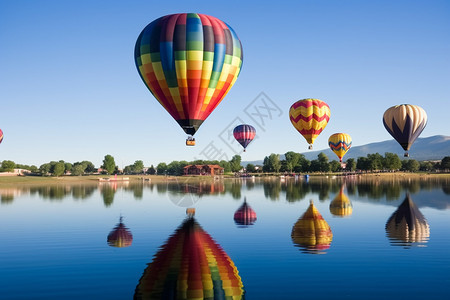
[404,152,409,157]
[186,137,196,146]
[308,145,313,150]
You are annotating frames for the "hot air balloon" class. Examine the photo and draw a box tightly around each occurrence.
[289,99,330,149]
[383,104,427,157]
[233,124,256,152]
[135,13,244,146]
[329,186,352,217]
[385,194,430,247]
[328,133,352,163]
[107,217,133,248]
[0,129,3,144]
[134,215,244,299]
[234,197,257,227]
[291,200,333,254]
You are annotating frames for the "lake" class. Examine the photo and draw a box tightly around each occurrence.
[1,176,449,299]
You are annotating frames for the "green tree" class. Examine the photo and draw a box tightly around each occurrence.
[329,160,341,172]
[147,165,156,175]
[367,153,384,171]
[219,160,231,173]
[64,163,73,174]
[246,163,256,173]
[133,160,145,174]
[284,151,301,173]
[402,159,420,172]
[345,158,356,171]
[39,163,51,175]
[156,162,168,175]
[102,155,116,174]
[229,155,242,172]
[82,161,96,173]
[52,162,65,177]
[318,153,330,172]
[384,152,402,170]
[72,164,86,176]
[1,160,16,172]
[269,153,281,173]
[356,157,370,171]
[419,161,434,172]
[441,156,450,170]
[123,165,134,174]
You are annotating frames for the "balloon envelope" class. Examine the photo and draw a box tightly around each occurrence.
[382,104,427,153]
[289,99,330,148]
[234,198,257,227]
[135,13,243,136]
[233,124,256,151]
[0,129,3,144]
[328,133,352,162]
[134,217,244,299]
[291,201,333,254]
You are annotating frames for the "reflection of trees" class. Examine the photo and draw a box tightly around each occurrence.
[32,185,69,200]
[1,194,14,204]
[100,185,116,207]
[71,185,96,200]
[309,180,332,201]
[263,179,281,201]
[285,181,308,202]
[228,180,242,199]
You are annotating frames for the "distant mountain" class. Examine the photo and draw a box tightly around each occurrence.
[243,135,450,165]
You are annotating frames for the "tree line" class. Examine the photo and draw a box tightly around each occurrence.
[1,153,449,177]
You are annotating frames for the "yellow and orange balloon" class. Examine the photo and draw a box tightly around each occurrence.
[328,133,352,162]
[289,99,330,149]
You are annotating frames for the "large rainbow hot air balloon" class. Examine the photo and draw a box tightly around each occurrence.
[134,216,244,299]
[135,13,243,146]
[0,129,3,144]
[328,133,352,163]
[233,124,256,152]
[382,104,427,157]
[107,217,133,248]
[291,200,333,254]
[385,194,430,247]
[289,99,330,149]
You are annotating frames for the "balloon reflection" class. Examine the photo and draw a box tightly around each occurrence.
[234,197,257,227]
[329,186,353,217]
[134,213,245,299]
[107,217,133,248]
[291,201,333,254]
[385,194,430,247]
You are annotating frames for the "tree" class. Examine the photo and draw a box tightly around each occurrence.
[402,159,420,172]
[246,163,256,173]
[102,155,116,174]
[284,151,301,173]
[384,152,402,171]
[82,161,96,173]
[64,163,73,174]
[52,162,65,177]
[441,156,450,170]
[229,155,242,172]
[329,160,341,172]
[367,153,384,171]
[39,163,51,175]
[147,165,156,175]
[72,164,86,176]
[318,153,330,172]
[123,165,134,174]
[219,160,231,173]
[156,162,168,175]
[133,160,144,174]
[419,161,434,172]
[268,153,281,173]
[1,160,16,172]
[356,157,370,171]
[345,158,356,171]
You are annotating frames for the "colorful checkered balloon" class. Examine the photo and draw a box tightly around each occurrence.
[135,13,243,136]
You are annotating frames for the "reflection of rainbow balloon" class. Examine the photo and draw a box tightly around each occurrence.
[329,186,352,217]
[234,198,257,227]
[383,104,427,157]
[135,13,243,139]
[134,217,244,299]
[385,194,430,247]
[289,99,330,149]
[328,133,352,163]
[291,201,333,254]
[233,124,256,152]
[107,217,133,248]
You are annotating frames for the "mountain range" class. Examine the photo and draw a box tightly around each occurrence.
[243,135,450,165]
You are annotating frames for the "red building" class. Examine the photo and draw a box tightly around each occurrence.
[183,164,224,176]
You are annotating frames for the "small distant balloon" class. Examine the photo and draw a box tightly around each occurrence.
[233,124,256,152]
[383,104,427,157]
[289,99,330,149]
[328,133,352,163]
[0,129,3,144]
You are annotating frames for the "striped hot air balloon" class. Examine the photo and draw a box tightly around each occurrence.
[383,104,427,157]
[291,200,333,254]
[0,129,3,144]
[135,13,243,145]
[134,217,244,299]
[233,124,256,152]
[328,133,352,163]
[289,99,331,149]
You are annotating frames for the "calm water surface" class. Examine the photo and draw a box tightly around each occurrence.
[1,176,449,299]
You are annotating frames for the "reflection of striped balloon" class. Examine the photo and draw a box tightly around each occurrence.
[234,198,257,227]
[289,99,330,147]
[383,104,427,152]
[134,217,244,299]
[135,13,243,136]
[107,217,133,248]
[233,124,256,151]
[0,129,3,144]
[328,133,352,162]
[329,186,352,217]
[291,201,333,254]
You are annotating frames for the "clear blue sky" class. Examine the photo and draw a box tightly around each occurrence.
[1,0,449,167]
